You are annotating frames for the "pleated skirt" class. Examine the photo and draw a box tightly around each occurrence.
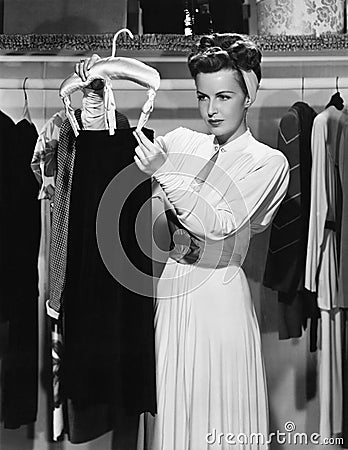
[139,259,269,450]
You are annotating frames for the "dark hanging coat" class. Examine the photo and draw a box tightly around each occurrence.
[263,102,319,346]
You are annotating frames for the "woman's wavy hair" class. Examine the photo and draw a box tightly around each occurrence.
[188,33,262,96]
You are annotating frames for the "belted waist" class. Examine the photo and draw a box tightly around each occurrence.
[166,211,242,268]
[170,246,242,269]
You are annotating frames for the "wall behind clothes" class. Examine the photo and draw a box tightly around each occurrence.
[3,0,127,33]
[0,57,346,450]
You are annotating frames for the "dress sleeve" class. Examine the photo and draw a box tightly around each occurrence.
[31,130,45,187]
[151,127,188,201]
[31,112,64,200]
[305,116,328,292]
[154,151,289,241]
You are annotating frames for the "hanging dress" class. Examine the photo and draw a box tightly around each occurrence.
[305,105,348,439]
[1,113,40,429]
[140,127,289,450]
[61,125,156,414]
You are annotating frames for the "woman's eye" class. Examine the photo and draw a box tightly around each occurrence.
[218,95,231,101]
[197,95,206,101]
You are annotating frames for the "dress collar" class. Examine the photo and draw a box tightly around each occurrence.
[211,128,252,153]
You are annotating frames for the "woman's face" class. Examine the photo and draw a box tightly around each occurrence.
[195,69,249,145]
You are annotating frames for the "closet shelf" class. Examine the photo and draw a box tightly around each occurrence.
[1,33,348,54]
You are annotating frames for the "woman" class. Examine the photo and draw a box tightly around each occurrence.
[77,33,289,449]
[134,33,289,450]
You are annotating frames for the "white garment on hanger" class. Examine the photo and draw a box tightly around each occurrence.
[81,87,106,130]
[304,105,347,438]
[319,309,343,438]
[305,105,347,309]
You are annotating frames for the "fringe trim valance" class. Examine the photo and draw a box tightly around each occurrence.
[1,33,348,53]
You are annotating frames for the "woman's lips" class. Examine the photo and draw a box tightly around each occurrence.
[208,119,224,126]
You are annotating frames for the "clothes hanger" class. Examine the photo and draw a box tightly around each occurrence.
[59,28,161,137]
[325,76,344,110]
[22,77,32,124]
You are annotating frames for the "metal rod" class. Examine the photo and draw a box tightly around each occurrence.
[1,55,348,63]
[0,78,348,91]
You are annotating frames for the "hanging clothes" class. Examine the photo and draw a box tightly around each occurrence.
[305,105,347,309]
[263,102,319,345]
[50,64,159,436]
[305,105,348,438]
[47,110,129,318]
[31,108,75,441]
[61,126,156,411]
[338,112,348,308]
[0,111,16,324]
[49,116,157,441]
[32,100,142,443]
[31,109,66,200]
[42,93,156,440]
[51,110,141,445]
[1,114,40,429]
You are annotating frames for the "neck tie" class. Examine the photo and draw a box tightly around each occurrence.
[166,147,220,264]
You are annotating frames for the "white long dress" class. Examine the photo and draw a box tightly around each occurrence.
[305,106,348,438]
[140,127,289,450]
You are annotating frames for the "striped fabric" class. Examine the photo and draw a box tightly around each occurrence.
[263,102,318,343]
[264,102,316,294]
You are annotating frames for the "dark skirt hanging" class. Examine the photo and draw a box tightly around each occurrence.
[61,128,157,416]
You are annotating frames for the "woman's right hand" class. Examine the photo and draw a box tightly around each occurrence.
[75,54,101,81]
[75,54,104,90]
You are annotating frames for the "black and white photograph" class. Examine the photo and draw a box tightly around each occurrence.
[0,1,348,449]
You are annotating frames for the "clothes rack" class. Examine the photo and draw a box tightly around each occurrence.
[0,55,348,63]
[1,77,348,91]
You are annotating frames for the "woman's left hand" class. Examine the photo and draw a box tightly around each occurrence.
[133,129,168,176]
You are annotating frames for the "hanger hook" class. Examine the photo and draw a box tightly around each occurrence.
[23,76,28,101]
[301,77,305,102]
[336,76,339,92]
[111,28,134,58]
